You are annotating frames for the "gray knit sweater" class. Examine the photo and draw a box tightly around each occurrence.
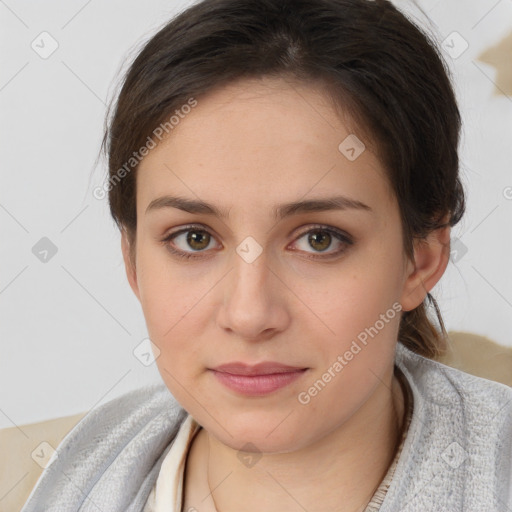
[20,342,512,511]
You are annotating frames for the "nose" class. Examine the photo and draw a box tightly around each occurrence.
[216,246,290,342]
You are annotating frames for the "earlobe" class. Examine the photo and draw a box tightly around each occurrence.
[400,225,451,312]
[121,229,141,301]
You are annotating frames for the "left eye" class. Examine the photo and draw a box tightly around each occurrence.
[290,226,353,257]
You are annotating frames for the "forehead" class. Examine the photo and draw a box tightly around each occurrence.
[136,77,394,215]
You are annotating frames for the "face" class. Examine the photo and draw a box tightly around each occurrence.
[122,76,441,454]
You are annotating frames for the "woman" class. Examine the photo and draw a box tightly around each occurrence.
[21,0,512,511]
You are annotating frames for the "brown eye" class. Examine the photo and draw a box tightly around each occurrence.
[161,225,220,260]
[186,230,211,251]
[307,230,332,252]
[291,225,354,259]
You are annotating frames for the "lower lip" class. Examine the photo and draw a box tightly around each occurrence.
[211,369,307,396]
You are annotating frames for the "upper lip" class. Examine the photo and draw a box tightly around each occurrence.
[211,362,307,376]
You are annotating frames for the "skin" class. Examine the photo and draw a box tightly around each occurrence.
[121,76,450,511]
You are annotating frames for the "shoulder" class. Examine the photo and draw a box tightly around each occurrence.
[383,343,512,511]
[396,341,512,446]
[396,341,512,420]
[20,382,188,512]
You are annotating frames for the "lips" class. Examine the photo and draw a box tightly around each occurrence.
[210,362,308,395]
[213,362,306,375]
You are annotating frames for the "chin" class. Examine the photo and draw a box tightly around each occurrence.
[204,409,315,454]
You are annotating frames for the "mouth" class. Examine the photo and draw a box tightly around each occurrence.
[209,362,309,396]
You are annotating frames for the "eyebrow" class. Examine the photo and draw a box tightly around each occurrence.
[145,194,373,220]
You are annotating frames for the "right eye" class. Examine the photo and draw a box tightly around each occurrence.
[160,225,221,260]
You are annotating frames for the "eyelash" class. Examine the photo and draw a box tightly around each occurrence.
[159,223,354,261]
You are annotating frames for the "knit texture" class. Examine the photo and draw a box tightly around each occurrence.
[20,342,512,511]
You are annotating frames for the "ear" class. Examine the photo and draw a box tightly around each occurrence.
[400,224,451,312]
[121,228,141,302]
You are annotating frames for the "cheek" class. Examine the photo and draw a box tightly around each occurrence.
[136,243,200,334]
[306,252,403,345]
[134,250,203,374]
[292,281,402,446]
[134,244,233,399]
[299,249,404,401]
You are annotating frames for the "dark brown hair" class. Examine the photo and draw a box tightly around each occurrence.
[100,0,465,360]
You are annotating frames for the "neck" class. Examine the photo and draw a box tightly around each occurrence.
[186,367,405,512]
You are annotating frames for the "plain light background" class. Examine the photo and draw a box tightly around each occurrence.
[1,0,511,429]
